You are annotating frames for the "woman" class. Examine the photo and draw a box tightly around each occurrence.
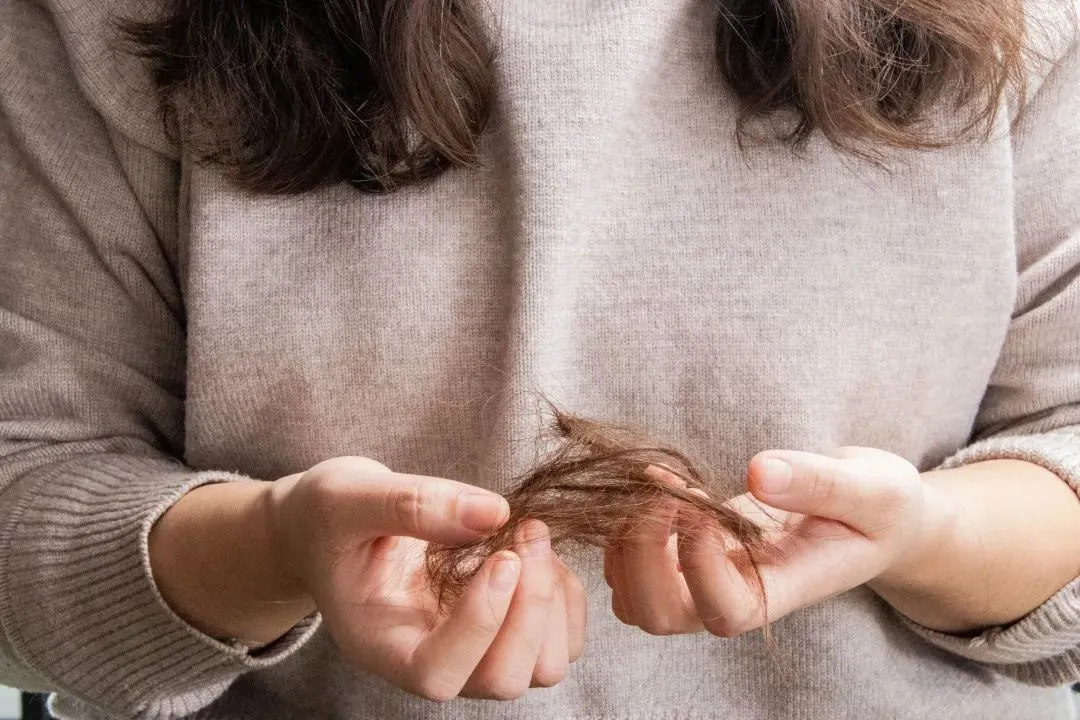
[1,0,1079,717]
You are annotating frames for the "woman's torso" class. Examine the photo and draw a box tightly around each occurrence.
[54,0,1075,717]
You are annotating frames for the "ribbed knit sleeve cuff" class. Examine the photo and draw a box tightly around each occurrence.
[0,454,321,720]
[901,430,1080,686]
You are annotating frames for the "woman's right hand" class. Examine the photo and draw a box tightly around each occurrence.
[268,457,586,701]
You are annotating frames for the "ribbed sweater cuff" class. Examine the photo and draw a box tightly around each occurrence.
[0,453,320,719]
[902,430,1080,686]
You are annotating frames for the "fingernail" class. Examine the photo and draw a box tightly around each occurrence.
[759,458,792,494]
[516,521,551,557]
[490,553,520,593]
[459,491,509,532]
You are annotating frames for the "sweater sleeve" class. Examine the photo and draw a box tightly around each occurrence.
[0,2,318,718]
[899,18,1080,686]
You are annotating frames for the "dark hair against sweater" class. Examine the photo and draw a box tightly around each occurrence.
[122,0,1041,195]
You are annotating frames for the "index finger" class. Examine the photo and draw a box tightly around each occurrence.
[404,551,521,702]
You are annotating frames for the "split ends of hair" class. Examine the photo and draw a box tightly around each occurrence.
[424,405,783,630]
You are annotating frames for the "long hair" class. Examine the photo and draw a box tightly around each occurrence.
[123,0,1041,194]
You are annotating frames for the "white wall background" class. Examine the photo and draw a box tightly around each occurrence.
[0,686,19,719]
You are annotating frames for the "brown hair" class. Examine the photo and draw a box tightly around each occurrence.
[716,0,1032,155]
[123,1,493,193]
[424,409,778,613]
[123,0,1042,194]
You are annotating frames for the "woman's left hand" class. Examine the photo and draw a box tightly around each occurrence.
[604,448,956,637]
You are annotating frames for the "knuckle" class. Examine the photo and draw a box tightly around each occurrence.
[410,667,461,704]
[304,456,349,480]
[473,675,530,701]
[702,614,747,639]
[295,466,340,510]
[413,679,457,704]
[390,483,425,535]
[531,662,568,688]
[807,466,839,507]
[639,619,677,637]
[350,457,394,476]
[633,606,684,636]
[309,455,389,480]
[489,683,529,701]
[302,456,393,512]
[521,579,557,605]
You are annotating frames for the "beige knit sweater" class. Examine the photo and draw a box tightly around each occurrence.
[2,0,1080,718]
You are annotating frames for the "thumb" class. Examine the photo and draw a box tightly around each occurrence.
[746,450,915,532]
[351,468,510,545]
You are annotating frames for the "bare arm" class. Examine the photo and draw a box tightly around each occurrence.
[148,479,314,645]
[870,459,1080,634]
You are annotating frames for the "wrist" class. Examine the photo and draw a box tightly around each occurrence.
[149,480,315,644]
[867,470,994,634]
[866,472,986,635]
[869,460,1080,634]
[263,473,311,600]
[872,474,963,593]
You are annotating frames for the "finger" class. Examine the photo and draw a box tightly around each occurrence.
[461,521,556,700]
[678,516,881,636]
[530,570,569,688]
[676,510,766,638]
[305,457,510,544]
[603,546,617,588]
[676,507,883,637]
[620,487,701,635]
[557,557,587,663]
[606,547,633,625]
[746,450,918,534]
[675,487,708,572]
[760,517,882,616]
[405,550,520,702]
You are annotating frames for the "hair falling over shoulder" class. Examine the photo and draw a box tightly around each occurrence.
[123,0,495,193]
[123,0,1056,193]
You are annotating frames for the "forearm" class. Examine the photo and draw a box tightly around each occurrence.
[148,478,315,645]
[869,459,1080,634]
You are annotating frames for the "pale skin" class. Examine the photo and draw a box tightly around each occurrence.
[605,451,1080,638]
[150,450,1080,703]
[150,457,587,702]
